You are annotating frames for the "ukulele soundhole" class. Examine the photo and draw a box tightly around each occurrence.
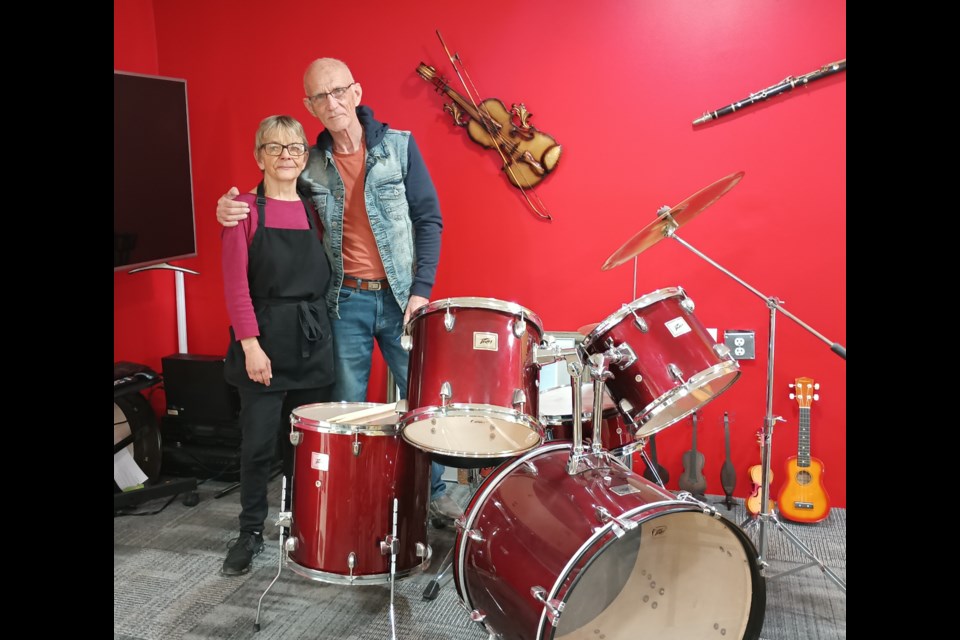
[796,470,812,486]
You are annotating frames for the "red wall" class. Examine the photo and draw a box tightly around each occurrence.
[115,0,846,507]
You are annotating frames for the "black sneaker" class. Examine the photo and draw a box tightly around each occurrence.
[221,531,264,576]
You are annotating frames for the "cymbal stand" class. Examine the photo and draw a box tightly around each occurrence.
[658,215,845,593]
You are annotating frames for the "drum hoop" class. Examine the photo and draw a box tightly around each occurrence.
[536,498,722,638]
[623,361,741,434]
[291,402,398,435]
[580,286,686,349]
[409,296,544,333]
[399,403,544,429]
[456,442,572,610]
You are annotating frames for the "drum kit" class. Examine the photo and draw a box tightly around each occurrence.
[253,171,845,637]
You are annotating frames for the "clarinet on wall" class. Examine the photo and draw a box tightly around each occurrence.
[693,58,846,125]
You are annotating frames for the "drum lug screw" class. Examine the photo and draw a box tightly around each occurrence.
[400,334,413,352]
[415,542,427,558]
[630,311,649,332]
[469,609,487,623]
[713,342,733,359]
[353,440,362,456]
[467,528,485,542]
[668,363,685,384]
[512,389,527,411]
[440,381,453,407]
[530,586,565,626]
[595,505,638,536]
[512,317,526,338]
[289,431,302,446]
[680,295,695,314]
[444,309,456,331]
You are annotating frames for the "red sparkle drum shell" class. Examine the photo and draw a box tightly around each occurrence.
[454,444,765,640]
[581,287,740,440]
[287,402,432,584]
[402,297,545,459]
[538,384,636,456]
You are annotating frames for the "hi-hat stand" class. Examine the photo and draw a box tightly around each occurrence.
[660,222,845,593]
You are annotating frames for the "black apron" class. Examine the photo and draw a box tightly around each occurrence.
[224,182,334,391]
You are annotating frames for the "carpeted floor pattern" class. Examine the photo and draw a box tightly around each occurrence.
[115,475,845,639]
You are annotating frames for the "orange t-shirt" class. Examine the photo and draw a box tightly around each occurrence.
[335,146,386,280]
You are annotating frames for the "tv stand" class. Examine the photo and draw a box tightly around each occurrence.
[128,263,199,353]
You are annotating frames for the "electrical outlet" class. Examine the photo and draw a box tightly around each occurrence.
[724,329,755,360]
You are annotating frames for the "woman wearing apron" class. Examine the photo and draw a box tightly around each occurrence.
[220,115,335,576]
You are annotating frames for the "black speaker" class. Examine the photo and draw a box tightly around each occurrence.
[161,354,240,423]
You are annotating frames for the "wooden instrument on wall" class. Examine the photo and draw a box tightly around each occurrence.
[678,412,706,499]
[416,63,562,190]
[415,31,561,220]
[719,412,736,510]
[777,377,831,523]
[746,430,773,516]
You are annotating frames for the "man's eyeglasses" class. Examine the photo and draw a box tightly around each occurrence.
[307,82,356,105]
[259,142,308,157]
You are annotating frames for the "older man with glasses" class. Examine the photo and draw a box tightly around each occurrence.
[217,58,461,529]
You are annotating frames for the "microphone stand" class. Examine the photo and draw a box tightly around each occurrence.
[660,217,846,594]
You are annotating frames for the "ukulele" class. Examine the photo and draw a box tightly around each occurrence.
[746,430,774,515]
[719,412,736,510]
[777,377,831,523]
[678,412,706,499]
[642,434,670,486]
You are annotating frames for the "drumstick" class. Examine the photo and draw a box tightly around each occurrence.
[327,402,400,425]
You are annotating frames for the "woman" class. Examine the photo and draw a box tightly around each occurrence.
[220,115,334,576]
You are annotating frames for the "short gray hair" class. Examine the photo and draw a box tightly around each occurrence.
[254,115,308,156]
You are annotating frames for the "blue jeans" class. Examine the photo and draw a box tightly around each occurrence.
[331,287,446,499]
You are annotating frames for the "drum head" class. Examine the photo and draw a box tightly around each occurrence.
[630,361,741,438]
[399,404,543,458]
[291,402,399,435]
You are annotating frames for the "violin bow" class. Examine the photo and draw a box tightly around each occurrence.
[435,30,552,220]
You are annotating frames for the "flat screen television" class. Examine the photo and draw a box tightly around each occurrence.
[114,71,197,271]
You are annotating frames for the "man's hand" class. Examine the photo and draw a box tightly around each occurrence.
[217,187,250,228]
[404,295,429,325]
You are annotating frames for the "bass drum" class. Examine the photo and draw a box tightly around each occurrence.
[455,443,765,640]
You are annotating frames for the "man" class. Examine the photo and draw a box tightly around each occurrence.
[217,58,462,525]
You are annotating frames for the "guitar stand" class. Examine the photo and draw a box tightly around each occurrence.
[658,225,846,594]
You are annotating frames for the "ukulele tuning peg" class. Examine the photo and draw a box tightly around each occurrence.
[788,393,796,400]
[813,382,821,390]
[788,383,795,389]
[813,393,819,401]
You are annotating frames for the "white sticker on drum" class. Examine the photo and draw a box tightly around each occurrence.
[311,452,329,471]
[665,316,692,338]
[473,332,498,351]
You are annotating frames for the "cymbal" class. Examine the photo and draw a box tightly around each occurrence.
[601,171,745,271]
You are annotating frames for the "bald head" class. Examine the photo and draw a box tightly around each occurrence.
[303,58,353,95]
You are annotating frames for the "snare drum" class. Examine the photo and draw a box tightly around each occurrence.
[455,443,766,639]
[287,402,432,584]
[402,297,545,461]
[581,287,740,439]
[538,384,636,455]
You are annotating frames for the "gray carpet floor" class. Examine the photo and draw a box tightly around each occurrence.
[114,474,845,639]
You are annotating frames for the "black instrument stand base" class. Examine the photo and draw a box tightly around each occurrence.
[114,476,199,511]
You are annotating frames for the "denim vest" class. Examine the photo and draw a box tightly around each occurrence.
[300,130,413,318]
